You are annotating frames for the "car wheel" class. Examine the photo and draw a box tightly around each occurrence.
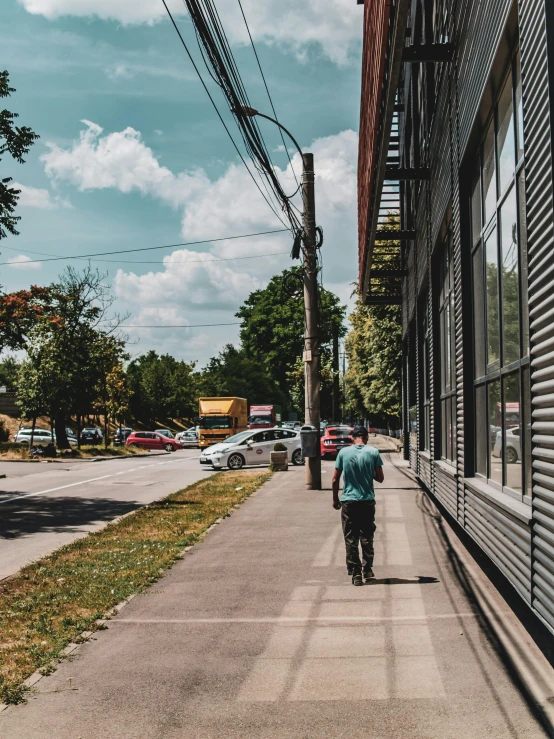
[292,448,305,466]
[506,446,518,464]
[227,453,244,470]
[164,443,173,452]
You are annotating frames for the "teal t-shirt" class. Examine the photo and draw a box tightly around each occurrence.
[335,445,383,501]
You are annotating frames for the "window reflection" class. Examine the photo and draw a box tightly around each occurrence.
[497,72,516,195]
[483,119,496,223]
[486,228,500,370]
[500,185,520,365]
[502,373,522,493]
[488,380,502,485]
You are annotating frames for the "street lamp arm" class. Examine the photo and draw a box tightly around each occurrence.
[254,112,304,161]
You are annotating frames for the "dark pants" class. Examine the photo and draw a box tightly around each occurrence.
[341,500,376,575]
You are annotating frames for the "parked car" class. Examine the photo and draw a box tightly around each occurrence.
[14,428,54,445]
[200,427,304,469]
[126,431,181,452]
[493,427,521,463]
[176,430,198,447]
[155,428,175,439]
[321,425,355,459]
[80,427,103,445]
[113,427,133,445]
[14,427,78,446]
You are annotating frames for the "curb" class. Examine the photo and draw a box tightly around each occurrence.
[0,452,170,464]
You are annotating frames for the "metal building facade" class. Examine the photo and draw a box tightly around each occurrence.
[358,0,554,636]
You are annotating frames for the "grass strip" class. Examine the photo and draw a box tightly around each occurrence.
[0,469,271,704]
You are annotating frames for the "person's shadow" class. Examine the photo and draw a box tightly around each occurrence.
[368,576,439,585]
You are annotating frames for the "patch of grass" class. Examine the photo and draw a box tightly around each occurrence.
[0,469,271,704]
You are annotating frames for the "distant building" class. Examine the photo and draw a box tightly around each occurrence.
[358,0,554,637]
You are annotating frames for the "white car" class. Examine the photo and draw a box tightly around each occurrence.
[493,427,521,463]
[176,430,198,447]
[14,428,78,446]
[200,427,304,469]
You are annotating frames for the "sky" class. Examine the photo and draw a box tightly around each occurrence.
[1,0,362,367]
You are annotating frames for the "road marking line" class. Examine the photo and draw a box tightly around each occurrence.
[0,454,205,505]
[0,475,114,505]
[113,611,493,625]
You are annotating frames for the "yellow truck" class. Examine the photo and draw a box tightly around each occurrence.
[197,397,248,449]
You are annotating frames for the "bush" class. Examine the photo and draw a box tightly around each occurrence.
[273,442,287,452]
[0,420,9,443]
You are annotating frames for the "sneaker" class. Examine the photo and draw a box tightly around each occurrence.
[363,568,375,583]
[352,573,363,587]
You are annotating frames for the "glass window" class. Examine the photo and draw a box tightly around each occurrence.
[471,49,530,501]
[471,163,482,244]
[476,384,487,476]
[421,303,431,452]
[485,228,500,370]
[483,119,497,224]
[503,373,521,494]
[473,242,485,378]
[515,51,524,163]
[488,379,502,485]
[500,185,520,365]
[497,71,516,195]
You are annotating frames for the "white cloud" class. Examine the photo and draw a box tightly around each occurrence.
[6,255,43,270]
[41,120,208,209]
[18,0,361,66]
[41,120,357,362]
[12,183,70,210]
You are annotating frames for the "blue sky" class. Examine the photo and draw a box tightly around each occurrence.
[1,0,362,365]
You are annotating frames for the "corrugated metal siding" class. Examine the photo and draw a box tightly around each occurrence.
[464,486,532,603]
[456,0,513,154]
[520,0,554,632]
[419,455,432,488]
[430,90,451,245]
[435,466,458,518]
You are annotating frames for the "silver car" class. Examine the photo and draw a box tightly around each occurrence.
[200,427,304,470]
[493,427,521,463]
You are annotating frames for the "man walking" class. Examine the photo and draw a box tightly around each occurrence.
[332,426,384,586]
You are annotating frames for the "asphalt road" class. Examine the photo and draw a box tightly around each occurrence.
[0,450,213,581]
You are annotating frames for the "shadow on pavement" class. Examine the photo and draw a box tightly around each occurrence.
[369,576,440,585]
[0,495,142,539]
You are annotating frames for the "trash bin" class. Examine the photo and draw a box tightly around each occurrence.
[300,425,319,458]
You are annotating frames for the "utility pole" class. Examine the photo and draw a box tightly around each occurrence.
[302,153,321,490]
[332,330,340,423]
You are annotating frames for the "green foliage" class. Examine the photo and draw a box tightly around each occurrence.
[127,351,199,425]
[201,344,286,407]
[236,267,346,411]
[0,354,20,389]
[273,442,287,452]
[345,294,402,424]
[0,70,40,240]
[0,419,9,443]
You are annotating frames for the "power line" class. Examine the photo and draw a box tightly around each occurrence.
[122,322,241,328]
[0,228,289,266]
[160,0,290,231]
[236,0,299,189]
[91,250,288,265]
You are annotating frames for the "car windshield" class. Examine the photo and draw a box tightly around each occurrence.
[82,428,97,432]
[199,416,232,429]
[327,428,352,437]
[220,430,252,445]
[248,416,271,425]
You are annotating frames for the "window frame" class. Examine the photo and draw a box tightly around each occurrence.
[470,49,530,504]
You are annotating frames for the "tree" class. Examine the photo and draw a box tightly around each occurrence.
[127,351,199,425]
[201,344,287,407]
[0,70,39,239]
[0,355,20,389]
[345,293,402,425]
[236,267,346,412]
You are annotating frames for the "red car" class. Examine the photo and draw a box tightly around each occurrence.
[126,431,181,452]
[321,426,354,459]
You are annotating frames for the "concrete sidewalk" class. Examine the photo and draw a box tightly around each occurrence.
[2,453,554,738]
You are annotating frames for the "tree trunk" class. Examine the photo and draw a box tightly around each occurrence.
[55,414,69,449]
[104,413,109,449]
[30,417,36,447]
[77,414,82,449]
